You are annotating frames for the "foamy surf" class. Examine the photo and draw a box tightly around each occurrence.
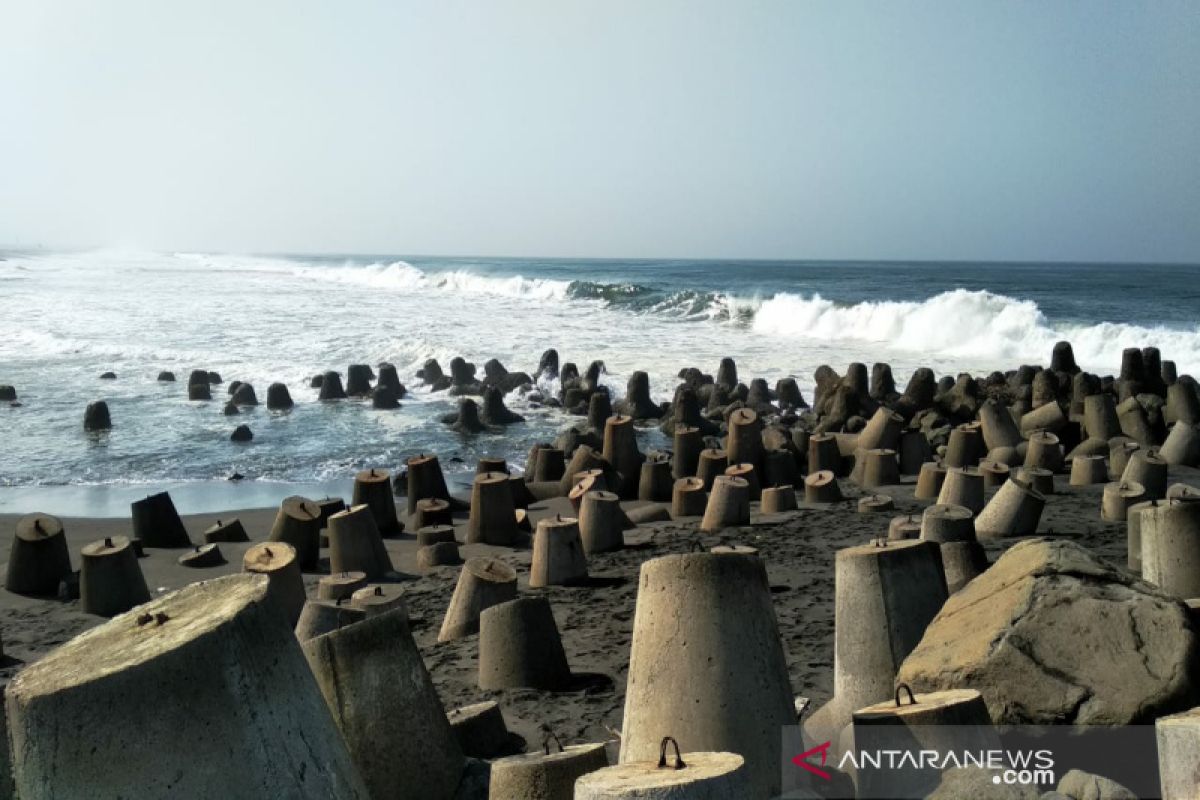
[2,249,1197,489]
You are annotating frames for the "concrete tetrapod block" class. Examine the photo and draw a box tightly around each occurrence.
[417,541,462,571]
[302,608,463,800]
[974,477,1046,539]
[349,583,407,619]
[318,370,347,400]
[695,448,728,491]
[413,497,453,529]
[1024,430,1064,472]
[203,517,249,543]
[559,446,612,496]
[671,477,708,518]
[447,700,518,759]
[898,430,932,476]
[1168,483,1200,501]
[5,513,72,595]
[619,551,794,799]
[852,687,998,800]
[6,574,370,800]
[920,504,975,543]
[914,462,947,501]
[1141,498,1200,598]
[943,425,983,469]
[1126,499,1158,573]
[1101,480,1148,522]
[1121,449,1169,500]
[808,433,842,475]
[672,425,703,480]
[533,446,567,482]
[761,485,798,514]
[268,495,322,571]
[438,557,518,642]
[979,399,1023,453]
[603,414,646,499]
[888,514,922,541]
[855,448,900,489]
[315,496,346,528]
[579,490,625,554]
[316,571,368,601]
[1070,454,1109,486]
[417,524,458,547]
[858,494,895,514]
[937,467,985,515]
[1109,439,1142,478]
[1161,423,1200,467]
[725,407,763,471]
[478,596,572,690]
[1166,383,1200,426]
[569,470,608,512]
[1117,396,1156,445]
[242,542,306,628]
[468,471,518,546]
[762,447,798,490]
[83,400,112,431]
[407,453,455,515]
[530,515,589,587]
[1083,393,1121,441]
[638,456,675,503]
[1156,706,1200,800]
[477,456,508,475]
[1017,466,1056,496]
[805,540,948,750]
[699,475,750,532]
[131,491,192,548]
[804,470,843,504]
[577,747,749,800]
[939,540,990,594]
[351,468,403,537]
[978,459,1010,490]
[80,535,152,617]
[857,407,904,452]
[294,598,366,642]
[489,742,608,800]
[1019,400,1067,436]
[177,543,225,568]
[723,462,761,501]
[327,504,393,579]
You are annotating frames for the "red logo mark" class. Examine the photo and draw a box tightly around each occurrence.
[792,741,832,781]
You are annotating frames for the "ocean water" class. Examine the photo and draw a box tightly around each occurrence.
[1,250,1197,515]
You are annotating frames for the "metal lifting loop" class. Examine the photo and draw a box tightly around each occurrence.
[895,684,917,707]
[657,736,686,770]
[542,730,564,756]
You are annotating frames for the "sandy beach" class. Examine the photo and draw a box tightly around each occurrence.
[3,463,1184,763]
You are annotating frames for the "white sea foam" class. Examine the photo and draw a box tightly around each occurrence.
[290,260,575,302]
[752,289,1200,372]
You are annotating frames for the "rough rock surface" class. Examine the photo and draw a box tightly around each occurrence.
[897,538,1199,725]
[1055,768,1137,800]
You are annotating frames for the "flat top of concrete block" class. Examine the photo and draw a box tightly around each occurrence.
[577,751,744,790]
[854,688,984,719]
[16,513,64,541]
[10,573,268,697]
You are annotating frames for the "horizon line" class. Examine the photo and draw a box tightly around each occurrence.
[2,244,1199,269]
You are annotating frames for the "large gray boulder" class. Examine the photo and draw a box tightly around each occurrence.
[927,767,1040,799]
[1055,769,1137,800]
[896,538,1200,725]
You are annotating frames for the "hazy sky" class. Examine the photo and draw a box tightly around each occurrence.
[2,1,1198,262]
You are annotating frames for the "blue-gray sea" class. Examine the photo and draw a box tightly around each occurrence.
[1,250,1197,515]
